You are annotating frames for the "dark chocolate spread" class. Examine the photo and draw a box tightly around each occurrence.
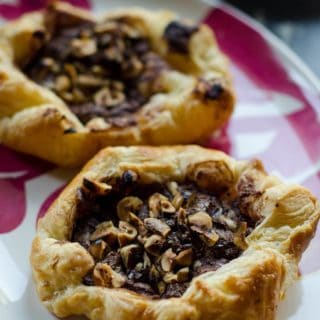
[72,171,262,299]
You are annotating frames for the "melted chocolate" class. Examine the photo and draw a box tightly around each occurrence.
[71,174,262,299]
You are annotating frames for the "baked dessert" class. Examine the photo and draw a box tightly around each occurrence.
[31,145,320,320]
[0,2,234,167]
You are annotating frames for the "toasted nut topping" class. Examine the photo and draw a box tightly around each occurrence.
[64,63,77,83]
[88,239,108,260]
[90,221,114,241]
[144,218,171,237]
[172,193,184,210]
[94,87,125,106]
[218,215,238,231]
[83,178,112,196]
[143,252,151,269]
[120,244,141,269]
[166,181,178,196]
[144,235,165,256]
[157,281,166,295]
[93,263,125,288]
[148,193,168,218]
[54,75,70,92]
[71,38,97,57]
[177,207,187,225]
[199,230,219,247]
[160,248,176,272]
[188,211,213,230]
[163,272,177,284]
[177,267,189,282]
[175,248,193,267]
[160,199,176,215]
[77,74,108,87]
[117,196,143,221]
[233,222,248,250]
[149,265,161,282]
[118,221,137,247]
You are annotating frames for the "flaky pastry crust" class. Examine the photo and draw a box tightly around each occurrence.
[31,145,320,320]
[0,2,234,167]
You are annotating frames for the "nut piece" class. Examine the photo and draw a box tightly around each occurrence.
[144,218,171,237]
[175,248,193,267]
[160,199,176,215]
[233,222,248,250]
[177,267,189,282]
[94,87,125,106]
[157,281,166,295]
[177,207,187,225]
[71,38,97,57]
[118,221,137,247]
[199,230,219,247]
[160,248,176,272]
[172,193,184,210]
[83,178,112,196]
[90,221,118,246]
[117,196,143,221]
[163,272,177,284]
[54,75,70,92]
[93,263,125,288]
[188,211,213,230]
[88,239,108,260]
[218,215,238,231]
[120,244,141,269]
[149,265,161,282]
[148,193,168,218]
[166,181,178,196]
[144,235,165,256]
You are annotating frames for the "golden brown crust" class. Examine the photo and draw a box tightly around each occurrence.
[30,145,320,319]
[0,2,234,167]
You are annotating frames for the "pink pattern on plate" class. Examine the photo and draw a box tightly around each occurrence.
[0,146,52,233]
[0,0,90,19]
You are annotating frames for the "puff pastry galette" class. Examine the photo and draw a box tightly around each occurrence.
[0,2,234,166]
[31,146,320,320]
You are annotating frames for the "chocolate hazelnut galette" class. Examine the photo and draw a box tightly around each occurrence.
[0,2,234,166]
[31,146,319,319]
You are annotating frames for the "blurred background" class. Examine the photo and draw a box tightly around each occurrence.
[226,0,320,77]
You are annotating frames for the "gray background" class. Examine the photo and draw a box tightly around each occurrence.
[226,1,320,77]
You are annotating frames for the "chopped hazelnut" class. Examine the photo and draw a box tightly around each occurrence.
[188,211,213,230]
[172,193,184,210]
[177,267,189,282]
[88,239,108,260]
[175,248,193,267]
[93,263,125,288]
[117,196,143,221]
[120,244,141,269]
[160,248,176,272]
[54,75,70,92]
[118,221,137,247]
[144,218,171,237]
[144,234,165,256]
[199,230,219,247]
[149,265,161,282]
[90,221,118,246]
[148,193,168,218]
[71,38,97,57]
[166,181,178,196]
[163,272,177,284]
[233,222,248,250]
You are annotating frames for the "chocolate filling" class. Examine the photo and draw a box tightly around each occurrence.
[22,7,171,128]
[163,21,199,54]
[72,171,263,299]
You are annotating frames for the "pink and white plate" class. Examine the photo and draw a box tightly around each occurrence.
[0,1,319,319]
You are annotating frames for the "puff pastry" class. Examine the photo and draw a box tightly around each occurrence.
[0,2,234,167]
[31,145,320,320]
